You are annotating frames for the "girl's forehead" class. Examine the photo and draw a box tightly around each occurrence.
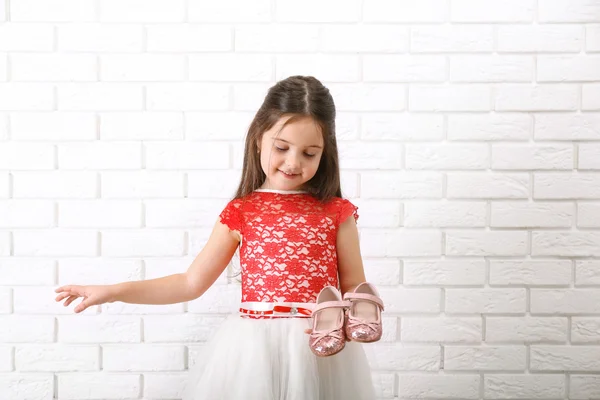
[267,116,323,145]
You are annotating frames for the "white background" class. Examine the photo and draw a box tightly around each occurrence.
[1,0,600,399]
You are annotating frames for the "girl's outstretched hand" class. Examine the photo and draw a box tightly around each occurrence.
[54,285,114,313]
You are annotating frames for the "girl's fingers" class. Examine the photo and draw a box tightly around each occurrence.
[55,293,70,302]
[74,299,88,313]
[64,295,79,307]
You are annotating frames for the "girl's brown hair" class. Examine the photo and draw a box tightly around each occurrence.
[233,76,341,202]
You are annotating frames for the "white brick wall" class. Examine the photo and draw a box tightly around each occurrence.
[0,0,599,399]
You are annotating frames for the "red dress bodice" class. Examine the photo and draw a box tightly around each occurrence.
[219,190,358,303]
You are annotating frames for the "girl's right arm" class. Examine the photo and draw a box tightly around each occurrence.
[55,219,240,313]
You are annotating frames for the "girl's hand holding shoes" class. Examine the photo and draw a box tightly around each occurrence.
[54,285,115,313]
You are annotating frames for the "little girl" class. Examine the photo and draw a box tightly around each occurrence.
[55,76,381,400]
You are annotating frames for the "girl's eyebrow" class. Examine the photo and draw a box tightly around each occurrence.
[273,138,323,149]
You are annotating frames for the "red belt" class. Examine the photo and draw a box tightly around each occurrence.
[239,302,314,319]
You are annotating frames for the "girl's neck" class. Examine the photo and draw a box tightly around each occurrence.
[255,188,308,194]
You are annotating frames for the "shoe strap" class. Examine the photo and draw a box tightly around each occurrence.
[344,292,385,310]
[313,300,351,314]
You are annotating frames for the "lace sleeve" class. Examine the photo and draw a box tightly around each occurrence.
[337,198,359,226]
[219,199,243,232]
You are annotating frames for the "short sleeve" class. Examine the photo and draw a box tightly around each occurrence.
[219,199,243,232]
[337,198,359,226]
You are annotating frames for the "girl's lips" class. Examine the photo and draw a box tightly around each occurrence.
[279,170,299,179]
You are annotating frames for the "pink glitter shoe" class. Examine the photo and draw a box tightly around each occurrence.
[344,282,385,343]
[309,286,350,357]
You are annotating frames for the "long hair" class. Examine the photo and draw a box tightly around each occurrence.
[233,76,341,202]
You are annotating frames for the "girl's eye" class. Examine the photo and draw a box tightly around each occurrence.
[275,147,287,152]
[304,153,316,158]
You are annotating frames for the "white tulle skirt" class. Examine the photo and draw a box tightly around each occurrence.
[183,314,376,400]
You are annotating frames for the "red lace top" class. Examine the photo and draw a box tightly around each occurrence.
[219,189,358,303]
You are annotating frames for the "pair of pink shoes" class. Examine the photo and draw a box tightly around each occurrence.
[309,283,384,357]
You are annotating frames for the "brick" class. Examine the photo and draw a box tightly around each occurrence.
[0,84,54,111]
[535,113,600,140]
[11,0,95,21]
[351,199,402,228]
[531,346,600,371]
[276,0,360,22]
[361,172,443,199]
[59,24,143,53]
[59,142,141,170]
[188,0,271,22]
[143,373,187,399]
[330,84,406,111]
[57,373,141,399]
[571,375,600,399]
[147,84,230,111]
[235,25,318,52]
[578,203,600,227]
[0,24,54,51]
[145,142,229,170]
[103,345,185,371]
[362,259,401,286]
[445,346,526,370]
[497,25,582,52]
[12,54,96,82]
[186,112,253,140]
[450,55,533,82]
[369,345,440,371]
[402,317,482,342]
[101,55,185,82]
[588,25,600,52]
[0,375,53,400]
[99,0,183,22]
[363,0,447,22]
[0,200,55,228]
[11,112,96,141]
[0,54,6,81]
[492,144,573,170]
[491,202,573,228]
[486,317,567,342]
[58,83,143,110]
[446,289,526,314]
[13,171,97,199]
[0,232,7,256]
[0,316,55,342]
[538,55,600,82]
[144,315,224,342]
[59,200,141,228]
[15,345,99,371]
[532,289,600,313]
[276,55,359,82]
[411,25,493,53]
[232,83,273,111]
[495,84,579,111]
[14,230,97,257]
[490,260,572,286]
[378,287,440,313]
[579,143,600,169]
[535,173,600,199]
[572,318,600,343]
[448,113,531,141]
[446,231,527,256]
[58,316,141,343]
[447,173,529,199]
[406,144,488,170]
[0,287,10,313]
[145,199,223,228]
[583,84,600,110]
[187,171,241,199]
[576,260,600,285]
[338,142,402,169]
[58,259,141,285]
[404,201,486,227]
[189,55,272,82]
[188,284,241,314]
[148,25,231,52]
[362,113,443,141]
[322,25,408,53]
[0,114,7,140]
[451,0,534,22]
[398,375,479,399]
[0,345,11,371]
[484,375,565,399]
[102,230,184,257]
[404,260,485,286]
[0,143,55,170]
[101,171,184,198]
[0,258,55,285]
[539,0,600,22]
[533,231,600,256]
[360,229,442,257]
[410,85,491,111]
[364,55,446,82]
[100,113,183,140]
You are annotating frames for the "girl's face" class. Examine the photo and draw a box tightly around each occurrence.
[258,115,324,191]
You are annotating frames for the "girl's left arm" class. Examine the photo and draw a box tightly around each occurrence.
[336,216,367,295]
